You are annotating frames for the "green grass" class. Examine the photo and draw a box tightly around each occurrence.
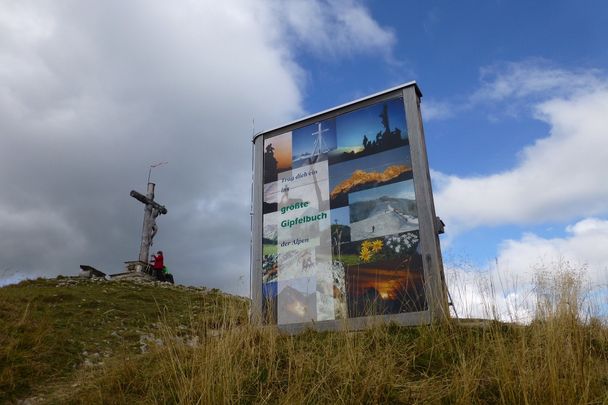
[58,316,608,404]
[337,253,360,265]
[263,244,278,256]
[0,276,247,403]
[3,271,608,404]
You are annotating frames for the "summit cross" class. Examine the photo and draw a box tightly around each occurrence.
[130,183,168,264]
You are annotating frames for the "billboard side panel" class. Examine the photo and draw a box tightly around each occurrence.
[250,135,265,324]
[402,86,448,322]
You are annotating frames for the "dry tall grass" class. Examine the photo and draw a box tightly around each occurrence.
[52,270,608,405]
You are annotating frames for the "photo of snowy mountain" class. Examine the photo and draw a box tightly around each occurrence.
[348,180,418,241]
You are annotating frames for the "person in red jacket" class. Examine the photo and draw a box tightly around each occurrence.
[151,251,164,281]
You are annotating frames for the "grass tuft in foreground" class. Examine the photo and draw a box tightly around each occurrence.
[58,272,608,404]
[2,270,608,404]
[59,319,608,404]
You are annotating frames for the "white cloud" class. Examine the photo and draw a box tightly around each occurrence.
[446,266,536,322]
[276,0,395,59]
[472,60,603,102]
[429,61,608,321]
[0,0,395,293]
[423,60,607,122]
[434,70,608,233]
[497,218,608,286]
[446,218,608,321]
[421,100,454,121]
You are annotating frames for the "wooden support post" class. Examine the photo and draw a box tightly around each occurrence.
[403,86,450,322]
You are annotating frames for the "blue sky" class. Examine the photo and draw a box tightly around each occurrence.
[271,0,608,319]
[330,206,350,226]
[2,0,608,320]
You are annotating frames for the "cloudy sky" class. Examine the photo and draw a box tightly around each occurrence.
[1,1,607,318]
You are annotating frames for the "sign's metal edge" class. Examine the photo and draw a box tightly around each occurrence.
[252,81,420,142]
[276,309,432,335]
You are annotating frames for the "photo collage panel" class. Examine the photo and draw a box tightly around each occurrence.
[262,97,426,324]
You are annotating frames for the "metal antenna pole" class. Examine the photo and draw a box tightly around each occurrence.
[147,161,168,185]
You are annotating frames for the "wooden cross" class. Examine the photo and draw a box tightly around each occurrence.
[130,183,168,264]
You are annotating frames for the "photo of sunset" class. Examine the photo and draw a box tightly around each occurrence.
[345,256,426,317]
[267,131,292,172]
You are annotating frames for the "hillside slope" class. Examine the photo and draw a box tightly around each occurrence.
[2,273,608,404]
[0,276,247,403]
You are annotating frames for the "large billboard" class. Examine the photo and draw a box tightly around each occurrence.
[252,83,446,332]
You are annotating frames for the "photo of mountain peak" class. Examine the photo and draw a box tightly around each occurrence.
[330,164,411,200]
[329,146,413,208]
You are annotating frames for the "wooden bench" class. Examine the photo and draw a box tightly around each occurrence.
[79,265,106,278]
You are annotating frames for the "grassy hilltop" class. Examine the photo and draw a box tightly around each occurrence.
[0,276,247,404]
[2,275,608,404]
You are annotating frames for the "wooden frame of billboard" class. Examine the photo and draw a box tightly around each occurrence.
[250,82,448,333]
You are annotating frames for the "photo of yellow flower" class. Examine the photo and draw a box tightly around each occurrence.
[361,240,373,250]
[371,239,383,253]
[358,239,384,263]
[359,248,372,262]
